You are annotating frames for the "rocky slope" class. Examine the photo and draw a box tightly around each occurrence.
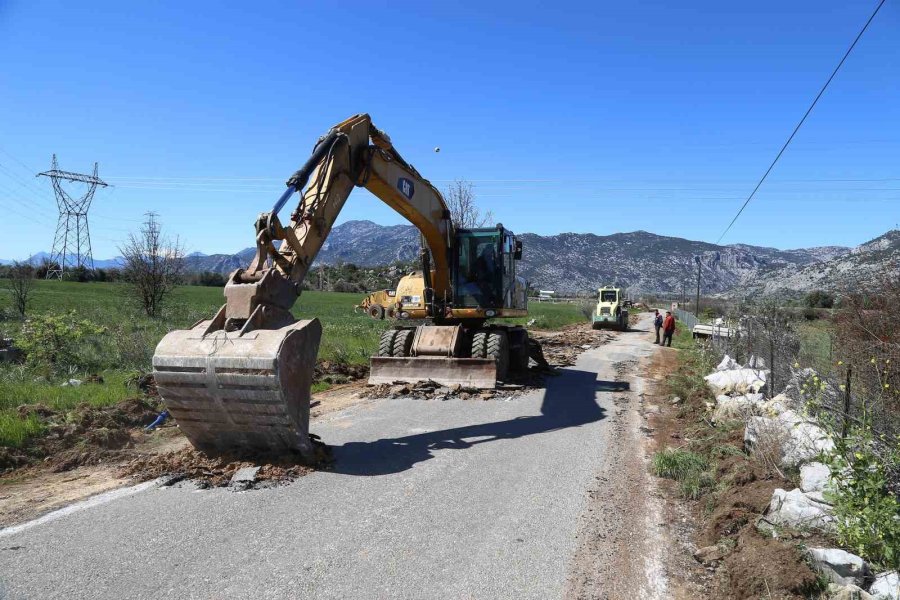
[179,220,869,295]
[736,230,900,296]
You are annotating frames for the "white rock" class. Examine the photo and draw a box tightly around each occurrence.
[61,378,82,387]
[760,394,789,416]
[826,583,874,600]
[716,355,739,371]
[801,462,831,493]
[766,488,834,531]
[809,547,869,586]
[705,368,768,395]
[744,412,835,469]
[746,355,767,369]
[871,571,900,599]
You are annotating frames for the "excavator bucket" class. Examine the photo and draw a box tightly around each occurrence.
[152,318,322,458]
[368,357,498,389]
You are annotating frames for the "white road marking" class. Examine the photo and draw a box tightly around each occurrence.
[0,478,164,538]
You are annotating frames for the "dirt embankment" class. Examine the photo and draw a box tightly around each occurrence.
[644,349,822,600]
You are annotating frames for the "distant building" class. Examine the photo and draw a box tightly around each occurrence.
[538,290,556,302]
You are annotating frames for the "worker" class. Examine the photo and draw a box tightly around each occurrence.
[653,310,663,344]
[662,311,676,347]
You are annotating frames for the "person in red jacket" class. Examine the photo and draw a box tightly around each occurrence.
[662,311,676,347]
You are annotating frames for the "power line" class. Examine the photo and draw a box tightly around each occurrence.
[716,0,887,243]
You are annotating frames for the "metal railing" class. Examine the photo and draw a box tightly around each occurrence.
[675,308,699,331]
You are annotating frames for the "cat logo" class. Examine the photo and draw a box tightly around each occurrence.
[397,177,415,200]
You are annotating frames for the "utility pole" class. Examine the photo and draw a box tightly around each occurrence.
[694,256,702,317]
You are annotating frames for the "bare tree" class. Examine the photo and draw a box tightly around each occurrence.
[6,261,35,317]
[444,179,494,229]
[120,212,185,317]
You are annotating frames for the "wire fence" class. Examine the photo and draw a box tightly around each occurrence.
[685,301,899,491]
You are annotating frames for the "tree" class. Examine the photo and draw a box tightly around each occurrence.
[6,261,35,317]
[120,212,185,317]
[444,179,494,229]
[805,290,835,309]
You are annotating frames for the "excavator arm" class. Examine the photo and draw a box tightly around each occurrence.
[152,114,458,458]
[222,114,452,332]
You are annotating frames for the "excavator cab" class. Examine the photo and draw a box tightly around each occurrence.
[453,225,526,313]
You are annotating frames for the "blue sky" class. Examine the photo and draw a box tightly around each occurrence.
[0,0,897,258]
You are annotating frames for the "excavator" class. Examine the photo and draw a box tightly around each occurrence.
[152,114,531,458]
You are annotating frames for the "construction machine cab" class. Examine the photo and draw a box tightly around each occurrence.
[453,224,525,313]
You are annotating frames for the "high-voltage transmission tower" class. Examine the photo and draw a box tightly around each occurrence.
[37,155,108,279]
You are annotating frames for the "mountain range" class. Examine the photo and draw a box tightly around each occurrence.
[6,221,898,296]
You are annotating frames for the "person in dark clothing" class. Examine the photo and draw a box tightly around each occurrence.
[653,310,663,344]
[662,311,676,347]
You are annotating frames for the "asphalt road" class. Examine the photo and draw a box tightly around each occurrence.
[0,316,659,600]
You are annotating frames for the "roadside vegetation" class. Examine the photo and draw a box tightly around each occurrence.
[650,276,900,598]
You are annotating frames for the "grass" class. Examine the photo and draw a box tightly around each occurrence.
[652,448,709,479]
[0,280,583,449]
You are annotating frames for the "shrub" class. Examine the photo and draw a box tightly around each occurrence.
[16,311,106,376]
[823,423,900,570]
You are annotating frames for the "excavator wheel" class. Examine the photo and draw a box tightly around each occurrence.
[368,305,385,320]
[391,329,415,357]
[484,331,509,380]
[378,329,399,356]
[507,328,530,373]
[471,331,488,358]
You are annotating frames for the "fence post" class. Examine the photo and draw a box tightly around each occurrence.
[841,365,852,439]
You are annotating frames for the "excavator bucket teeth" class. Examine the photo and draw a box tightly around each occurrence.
[368,357,498,389]
[152,319,322,458]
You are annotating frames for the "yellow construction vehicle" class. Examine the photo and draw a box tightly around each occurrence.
[591,287,629,331]
[357,288,397,319]
[152,114,531,457]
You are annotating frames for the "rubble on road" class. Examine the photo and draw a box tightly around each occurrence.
[530,324,614,368]
[360,379,528,401]
[359,322,616,401]
[121,440,331,489]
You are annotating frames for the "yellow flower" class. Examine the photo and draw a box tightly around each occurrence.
[886,384,891,389]
[839,385,846,391]
[837,360,843,366]
[871,358,876,364]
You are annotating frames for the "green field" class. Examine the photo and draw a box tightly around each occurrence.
[0,280,583,448]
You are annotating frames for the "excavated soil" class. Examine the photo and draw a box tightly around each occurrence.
[0,396,162,473]
[721,531,820,600]
[120,440,332,489]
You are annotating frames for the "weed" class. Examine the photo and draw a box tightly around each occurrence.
[652,448,708,480]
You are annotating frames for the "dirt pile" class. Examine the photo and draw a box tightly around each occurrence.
[315,360,368,385]
[121,440,331,488]
[1,397,162,473]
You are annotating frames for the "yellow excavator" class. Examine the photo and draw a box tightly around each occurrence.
[152,114,531,458]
